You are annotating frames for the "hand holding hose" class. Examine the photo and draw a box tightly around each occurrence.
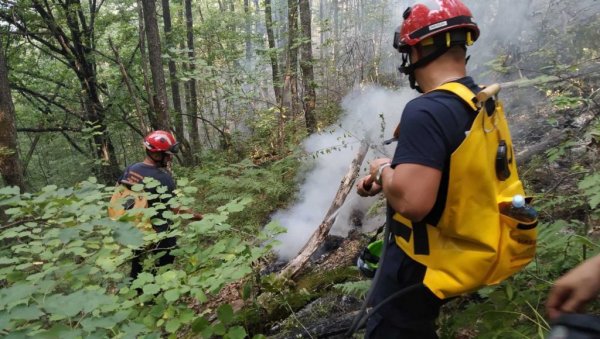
[356,158,392,197]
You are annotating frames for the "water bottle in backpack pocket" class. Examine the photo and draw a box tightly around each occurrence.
[486,194,538,284]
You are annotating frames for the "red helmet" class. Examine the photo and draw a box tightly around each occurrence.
[394,0,479,52]
[143,130,179,154]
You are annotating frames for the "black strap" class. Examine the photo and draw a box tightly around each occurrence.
[412,221,430,255]
[390,219,430,255]
[390,220,411,242]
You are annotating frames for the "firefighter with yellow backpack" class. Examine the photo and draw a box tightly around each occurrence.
[352,1,538,338]
[109,131,203,282]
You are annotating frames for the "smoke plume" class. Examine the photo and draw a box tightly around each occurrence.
[274,86,415,260]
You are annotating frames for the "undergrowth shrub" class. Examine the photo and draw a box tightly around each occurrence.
[190,154,300,231]
[0,178,283,338]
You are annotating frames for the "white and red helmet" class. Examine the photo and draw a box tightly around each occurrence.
[143,131,179,154]
[393,0,479,53]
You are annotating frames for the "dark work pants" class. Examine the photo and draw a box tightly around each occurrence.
[365,239,445,339]
[130,235,177,281]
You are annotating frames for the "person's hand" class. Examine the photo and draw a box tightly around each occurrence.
[369,158,392,178]
[546,255,600,320]
[356,175,382,197]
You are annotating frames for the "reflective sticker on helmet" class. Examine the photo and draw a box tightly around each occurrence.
[429,21,448,31]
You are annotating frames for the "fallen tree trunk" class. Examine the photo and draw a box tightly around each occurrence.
[516,129,564,165]
[280,141,370,279]
[500,69,600,89]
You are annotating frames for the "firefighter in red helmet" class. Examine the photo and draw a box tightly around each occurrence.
[393,0,479,93]
[117,131,202,285]
[356,1,483,338]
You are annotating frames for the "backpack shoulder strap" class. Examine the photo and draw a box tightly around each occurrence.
[391,82,481,140]
[433,82,478,111]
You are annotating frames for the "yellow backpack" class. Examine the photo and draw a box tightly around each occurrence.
[108,185,154,232]
[391,82,537,299]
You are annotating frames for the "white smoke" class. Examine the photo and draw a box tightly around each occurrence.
[274,85,416,260]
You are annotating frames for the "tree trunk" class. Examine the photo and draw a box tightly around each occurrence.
[0,42,26,190]
[64,0,121,183]
[299,0,317,134]
[333,0,339,61]
[185,0,201,156]
[162,0,193,165]
[264,0,282,101]
[137,0,159,129]
[244,0,252,63]
[286,0,300,117]
[141,0,170,130]
[46,0,121,183]
[319,0,324,60]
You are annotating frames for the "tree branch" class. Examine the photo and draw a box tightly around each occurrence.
[60,130,87,155]
[17,126,82,132]
[0,10,67,58]
[180,112,229,139]
[22,134,40,173]
[13,85,82,119]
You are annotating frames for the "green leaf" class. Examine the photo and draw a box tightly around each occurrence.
[42,294,83,318]
[42,185,58,193]
[0,186,20,195]
[165,318,181,333]
[80,316,119,331]
[179,309,195,324]
[131,184,144,192]
[113,224,145,248]
[505,283,514,301]
[79,290,116,313]
[226,326,247,339]
[121,322,149,338]
[191,316,210,333]
[9,305,45,320]
[213,322,226,335]
[0,257,19,265]
[39,323,82,339]
[183,186,198,194]
[15,262,33,271]
[143,284,161,295]
[58,228,80,243]
[131,273,155,290]
[242,282,252,300]
[190,288,207,303]
[143,179,160,189]
[217,304,234,325]
[0,283,36,309]
[164,289,180,302]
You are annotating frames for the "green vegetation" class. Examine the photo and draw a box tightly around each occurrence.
[0,177,285,338]
[1,0,600,338]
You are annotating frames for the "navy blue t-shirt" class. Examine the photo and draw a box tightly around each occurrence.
[118,162,176,230]
[391,76,480,225]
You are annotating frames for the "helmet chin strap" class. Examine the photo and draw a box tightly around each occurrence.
[398,46,452,93]
[146,150,170,168]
